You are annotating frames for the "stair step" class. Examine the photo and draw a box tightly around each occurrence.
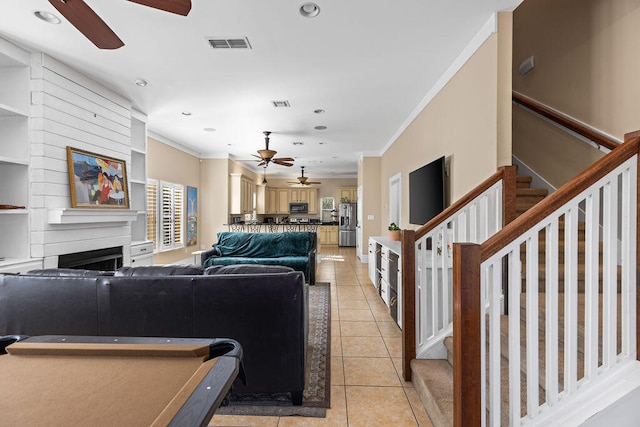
[411,359,454,427]
[516,175,532,188]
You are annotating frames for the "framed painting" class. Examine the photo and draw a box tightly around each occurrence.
[186,186,197,246]
[66,146,130,209]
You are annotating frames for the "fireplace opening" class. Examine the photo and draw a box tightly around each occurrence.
[58,246,123,271]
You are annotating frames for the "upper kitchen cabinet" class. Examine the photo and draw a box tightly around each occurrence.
[230,173,255,215]
[338,186,358,203]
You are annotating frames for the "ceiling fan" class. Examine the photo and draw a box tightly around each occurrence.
[47,0,192,49]
[288,166,321,186]
[253,131,294,168]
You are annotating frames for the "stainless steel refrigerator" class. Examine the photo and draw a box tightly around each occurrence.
[338,202,357,247]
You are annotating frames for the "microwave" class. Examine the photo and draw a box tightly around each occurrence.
[289,202,308,214]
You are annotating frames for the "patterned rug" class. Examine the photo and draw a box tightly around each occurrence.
[216,282,331,417]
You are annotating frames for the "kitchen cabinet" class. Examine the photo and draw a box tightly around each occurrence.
[338,186,357,203]
[277,188,290,213]
[290,188,307,203]
[307,188,318,214]
[369,236,402,328]
[320,225,339,245]
[230,173,254,215]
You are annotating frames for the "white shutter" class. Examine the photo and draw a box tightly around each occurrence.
[159,181,185,252]
[146,180,158,250]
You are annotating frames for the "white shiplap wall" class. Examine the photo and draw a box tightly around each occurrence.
[29,53,134,267]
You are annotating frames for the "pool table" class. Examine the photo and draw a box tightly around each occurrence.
[0,335,242,427]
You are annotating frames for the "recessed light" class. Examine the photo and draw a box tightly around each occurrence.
[314,125,327,130]
[292,142,304,146]
[319,142,326,145]
[299,3,320,18]
[181,111,192,116]
[34,10,61,24]
[134,78,148,87]
[314,109,325,114]
[203,127,216,132]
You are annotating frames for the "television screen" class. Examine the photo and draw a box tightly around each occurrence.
[409,156,446,225]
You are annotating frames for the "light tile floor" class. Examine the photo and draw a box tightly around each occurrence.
[209,246,433,427]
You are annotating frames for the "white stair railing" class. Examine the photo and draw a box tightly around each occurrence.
[479,155,637,426]
[416,180,504,358]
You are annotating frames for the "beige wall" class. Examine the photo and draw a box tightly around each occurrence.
[512,0,639,186]
[358,156,382,249]
[375,32,502,233]
[200,158,230,249]
[147,137,201,264]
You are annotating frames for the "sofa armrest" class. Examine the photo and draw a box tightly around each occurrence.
[200,248,218,265]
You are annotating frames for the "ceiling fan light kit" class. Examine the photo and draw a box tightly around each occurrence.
[253,131,295,168]
[47,0,191,49]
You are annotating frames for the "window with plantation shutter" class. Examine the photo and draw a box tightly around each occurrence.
[146,180,158,251]
[146,179,184,252]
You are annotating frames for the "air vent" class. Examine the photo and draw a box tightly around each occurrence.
[272,100,290,108]
[292,141,304,146]
[207,37,252,49]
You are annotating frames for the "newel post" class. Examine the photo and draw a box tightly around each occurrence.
[401,229,416,382]
[453,242,482,427]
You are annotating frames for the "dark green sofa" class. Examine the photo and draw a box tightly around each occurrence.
[201,231,317,285]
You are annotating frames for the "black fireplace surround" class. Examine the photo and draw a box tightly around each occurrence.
[58,246,123,271]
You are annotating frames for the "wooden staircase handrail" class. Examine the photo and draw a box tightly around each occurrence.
[454,130,640,427]
[481,135,640,263]
[414,166,517,241]
[401,165,516,381]
[512,91,621,152]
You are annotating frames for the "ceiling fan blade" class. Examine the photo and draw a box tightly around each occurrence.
[307,181,322,184]
[257,161,266,167]
[127,0,192,16]
[48,0,124,49]
[273,160,294,167]
[274,157,295,162]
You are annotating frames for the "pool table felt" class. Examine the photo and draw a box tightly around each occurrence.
[0,342,220,427]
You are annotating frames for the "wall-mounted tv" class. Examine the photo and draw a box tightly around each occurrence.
[409,155,446,226]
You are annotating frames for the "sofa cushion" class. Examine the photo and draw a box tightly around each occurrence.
[213,232,315,258]
[114,265,203,277]
[204,264,294,275]
[25,268,113,277]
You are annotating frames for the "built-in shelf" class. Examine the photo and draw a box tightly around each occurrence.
[48,208,139,225]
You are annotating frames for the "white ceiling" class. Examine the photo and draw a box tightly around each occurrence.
[0,0,521,179]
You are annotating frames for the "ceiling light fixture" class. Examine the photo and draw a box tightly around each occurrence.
[33,10,61,24]
[181,111,192,116]
[299,3,320,18]
[134,78,148,87]
[314,125,327,130]
[314,109,325,114]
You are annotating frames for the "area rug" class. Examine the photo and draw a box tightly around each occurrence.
[216,282,331,418]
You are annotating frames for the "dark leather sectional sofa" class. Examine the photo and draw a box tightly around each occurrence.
[0,264,308,404]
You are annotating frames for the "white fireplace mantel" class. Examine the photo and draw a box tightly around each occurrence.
[48,208,139,225]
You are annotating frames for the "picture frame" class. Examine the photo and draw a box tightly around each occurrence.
[66,146,130,209]
[186,186,198,246]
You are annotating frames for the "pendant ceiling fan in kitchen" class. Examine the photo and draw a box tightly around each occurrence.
[253,131,295,168]
[288,166,321,186]
[47,0,192,49]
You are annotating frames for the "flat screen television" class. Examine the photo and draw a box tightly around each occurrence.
[409,156,446,226]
